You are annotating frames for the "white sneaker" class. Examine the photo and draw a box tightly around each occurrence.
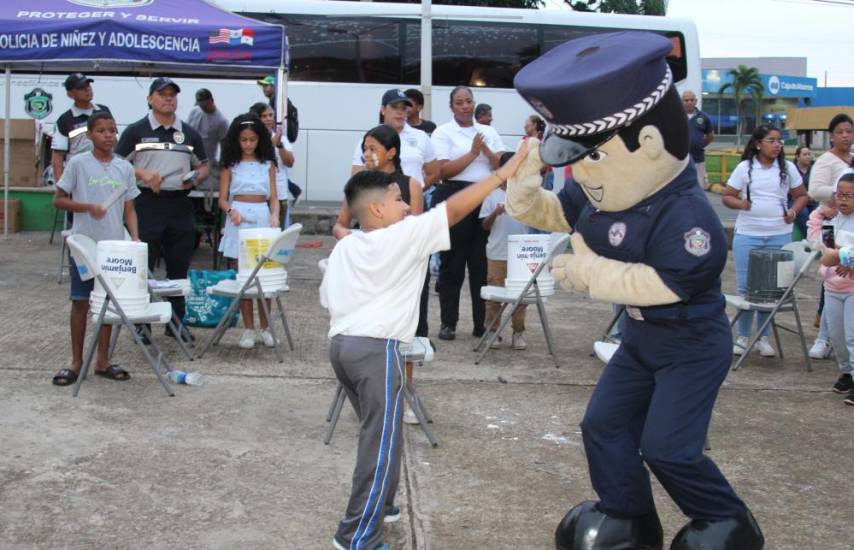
[733,336,748,356]
[485,331,502,349]
[259,329,275,348]
[512,332,527,350]
[809,338,832,359]
[238,329,256,349]
[756,336,776,357]
[402,406,419,425]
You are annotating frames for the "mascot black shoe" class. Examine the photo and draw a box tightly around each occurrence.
[555,501,663,550]
[670,508,764,550]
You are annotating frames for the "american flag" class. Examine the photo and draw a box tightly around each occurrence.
[208,28,254,46]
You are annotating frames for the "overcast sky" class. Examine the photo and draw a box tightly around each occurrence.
[543,0,854,87]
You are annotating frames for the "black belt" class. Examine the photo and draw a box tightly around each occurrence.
[635,297,725,321]
[138,187,190,198]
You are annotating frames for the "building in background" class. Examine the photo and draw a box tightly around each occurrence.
[700,57,817,139]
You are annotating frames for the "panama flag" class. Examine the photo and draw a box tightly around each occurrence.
[209,28,254,46]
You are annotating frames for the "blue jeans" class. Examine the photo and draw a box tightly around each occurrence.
[732,232,791,338]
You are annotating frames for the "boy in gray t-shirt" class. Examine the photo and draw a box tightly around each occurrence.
[52,112,140,387]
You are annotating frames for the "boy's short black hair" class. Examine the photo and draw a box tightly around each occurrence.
[344,171,395,219]
[404,88,424,107]
[498,151,514,167]
[838,173,854,186]
[475,103,492,118]
[87,111,115,131]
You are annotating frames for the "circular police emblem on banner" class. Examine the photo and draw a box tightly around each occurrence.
[69,0,154,7]
[173,131,185,144]
[684,227,711,257]
[608,222,627,247]
[24,88,53,120]
[768,76,781,96]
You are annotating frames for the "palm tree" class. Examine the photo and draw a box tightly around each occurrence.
[718,65,764,149]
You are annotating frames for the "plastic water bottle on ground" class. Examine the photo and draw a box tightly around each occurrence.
[168,370,203,386]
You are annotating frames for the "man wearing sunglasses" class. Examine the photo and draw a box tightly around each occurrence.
[505,32,764,550]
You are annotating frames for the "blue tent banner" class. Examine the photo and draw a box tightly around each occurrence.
[0,0,286,70]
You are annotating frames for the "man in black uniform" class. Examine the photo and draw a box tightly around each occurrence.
[51,73,111,182]
[116,77,208,335]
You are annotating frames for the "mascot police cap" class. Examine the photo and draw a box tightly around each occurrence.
[514,31,673,166]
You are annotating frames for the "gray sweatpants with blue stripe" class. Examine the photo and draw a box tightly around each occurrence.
[331,335,404,550]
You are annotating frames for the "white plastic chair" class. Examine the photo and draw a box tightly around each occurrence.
[65,234,175,397]
[324,337,438,448]
[474,233,571,367]
[726,240,819,371]
[197,223,303,363]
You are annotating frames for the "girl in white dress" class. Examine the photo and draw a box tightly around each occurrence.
[218,114,279,349]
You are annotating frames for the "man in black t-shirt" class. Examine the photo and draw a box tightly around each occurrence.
[404,88,437,135]
[51,73,111,182]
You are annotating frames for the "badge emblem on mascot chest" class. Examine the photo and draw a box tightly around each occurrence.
[173,131,185,144]
[684,227,711,257]
[608,222,627,247]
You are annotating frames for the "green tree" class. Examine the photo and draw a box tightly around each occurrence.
[566,0,665,14]
[718,65,764,148]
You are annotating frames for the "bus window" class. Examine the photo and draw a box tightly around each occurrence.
[542,26,688,84]
[248,14,403,84]
[405,21,539,88]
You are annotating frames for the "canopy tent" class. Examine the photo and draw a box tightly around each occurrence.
[0,0,288,236]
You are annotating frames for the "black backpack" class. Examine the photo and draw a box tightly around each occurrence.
[286,98,299,143]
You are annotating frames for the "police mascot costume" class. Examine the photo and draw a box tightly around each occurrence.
[504,32,764,550]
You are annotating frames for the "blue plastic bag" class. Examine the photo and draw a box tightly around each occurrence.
[183,269,240,328]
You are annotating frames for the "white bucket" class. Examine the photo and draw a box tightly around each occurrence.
[238,228,287,292]
[91,240,150,316]
[506,234,554,296]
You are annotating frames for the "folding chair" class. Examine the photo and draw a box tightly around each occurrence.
[196,223,302,363]
[474,233,571,367]
[105,279,195,362]
[324,337,439,448]
[65,234,175,397]
[727,240,819,371]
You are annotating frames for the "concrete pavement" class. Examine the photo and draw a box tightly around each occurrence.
[0,231,851,549]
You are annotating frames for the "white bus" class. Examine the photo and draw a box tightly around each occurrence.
[5,1,700,200]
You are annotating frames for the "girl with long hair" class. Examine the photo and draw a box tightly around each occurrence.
[722,124,807,357]
[218,113,279,350]
[249,101,295,227]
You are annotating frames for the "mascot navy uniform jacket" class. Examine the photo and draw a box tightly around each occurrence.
[558,169,747,520]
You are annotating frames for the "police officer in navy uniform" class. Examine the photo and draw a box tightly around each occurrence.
[683,90,715,189]
[505,33,764,549]
[52,73,112,182]
[116,78,208,336]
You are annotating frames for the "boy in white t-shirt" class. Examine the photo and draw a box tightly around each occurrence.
[480,153,531,350]
[320,145,527,550]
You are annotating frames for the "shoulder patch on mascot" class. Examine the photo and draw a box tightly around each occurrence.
[684,227,711,257]
[608,222,626,247]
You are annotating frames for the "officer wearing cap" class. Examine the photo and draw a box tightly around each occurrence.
[506,32,764,549]
[186,88,228,194]
[116,77,208,333]
[51,73,111,182]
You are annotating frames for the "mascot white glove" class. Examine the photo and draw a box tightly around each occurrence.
[552,233,680,306]
[505,138,572,233]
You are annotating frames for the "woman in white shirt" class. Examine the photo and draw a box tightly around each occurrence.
[430,86,506,340]
[723,124,807,357]
[350,89,439,189]
[807,114,853,204]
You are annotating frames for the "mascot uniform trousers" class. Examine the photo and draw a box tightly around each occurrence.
[581,305,748,521]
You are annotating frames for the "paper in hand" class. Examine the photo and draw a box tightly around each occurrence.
[101,183,128,211]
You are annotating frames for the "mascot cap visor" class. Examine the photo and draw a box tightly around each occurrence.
[540,130,615,167]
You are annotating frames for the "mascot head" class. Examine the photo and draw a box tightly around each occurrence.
[515,32,689,212]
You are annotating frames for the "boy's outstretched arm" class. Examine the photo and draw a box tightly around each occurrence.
[445,142,528,227]
[124,201,140,241]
